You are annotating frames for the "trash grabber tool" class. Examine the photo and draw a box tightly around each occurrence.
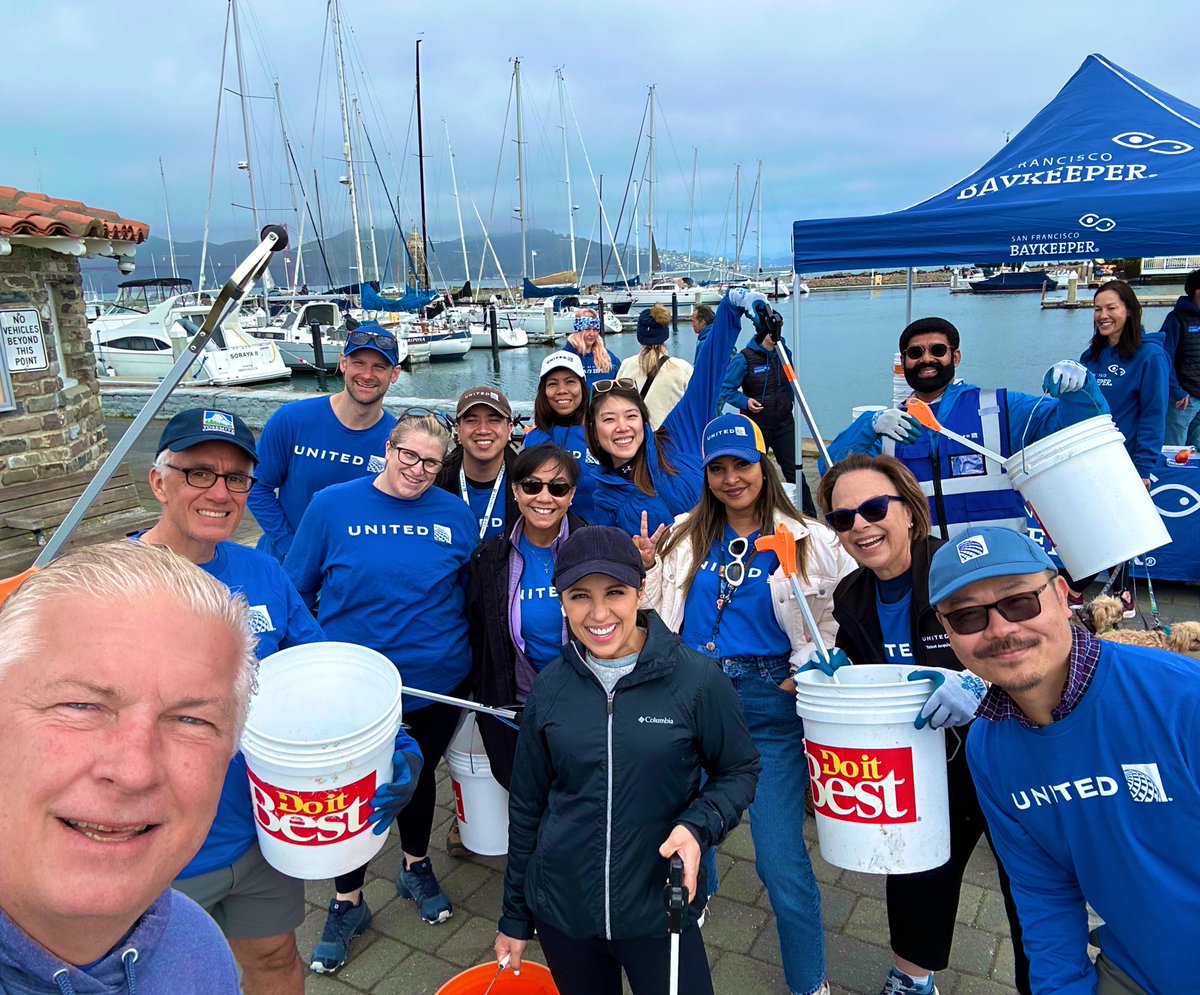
[401,686,520,724]
[0,225,288,606]
[905,398,1006,465]
[664,854,686,995]
[751,301,832,469]
[755,523,840,683]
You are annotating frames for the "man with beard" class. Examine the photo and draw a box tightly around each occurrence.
[248,322,399,561]
[826,317,1105,539]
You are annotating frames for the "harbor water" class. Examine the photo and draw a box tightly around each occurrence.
[295,284,1181,440]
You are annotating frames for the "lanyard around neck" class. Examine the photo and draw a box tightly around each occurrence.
[461,465,505,542]
[703,533,759,653]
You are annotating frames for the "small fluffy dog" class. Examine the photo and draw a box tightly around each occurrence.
[1083,594,1200,652]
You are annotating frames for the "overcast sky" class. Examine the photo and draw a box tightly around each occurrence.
[6,1,1196,271]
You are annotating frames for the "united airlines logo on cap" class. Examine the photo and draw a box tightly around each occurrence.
[202,410,235,436]
[956,535,989,563]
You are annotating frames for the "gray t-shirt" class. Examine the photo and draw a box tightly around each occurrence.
[584,649,639,694]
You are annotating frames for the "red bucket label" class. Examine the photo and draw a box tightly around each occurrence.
[451,777,466,823]
[805,740,917,824]
[248,768,376,846]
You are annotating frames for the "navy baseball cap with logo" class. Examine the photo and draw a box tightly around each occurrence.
[927,526,1055,606]
[701,413,767,465]
[156,408,258,464]
[554,525,645,591]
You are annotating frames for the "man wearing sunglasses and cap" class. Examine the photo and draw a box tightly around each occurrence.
[247,321,400,561]
[826,316,1106,541]
[436,386,519,545]
[928,526,1200,995]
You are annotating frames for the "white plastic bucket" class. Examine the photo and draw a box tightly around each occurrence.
[241,642,403,880]
[1004,415,1171,577]
[852,404,886,423]
[446,712,509,856]
[796,665,950,874]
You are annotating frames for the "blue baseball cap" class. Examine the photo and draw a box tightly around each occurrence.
[157,408,258,463]
[928,527,1055,606]
[343,320,399,365]
[701,413,766,464]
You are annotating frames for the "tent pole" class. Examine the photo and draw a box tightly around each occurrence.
[792,271,806,480]
[905,267,914,325]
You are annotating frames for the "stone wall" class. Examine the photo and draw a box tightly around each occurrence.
[0,245,107,485]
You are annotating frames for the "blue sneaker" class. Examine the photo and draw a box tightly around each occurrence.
[397,856,453,924]
[309,897,371,974]
[879,969,938,995]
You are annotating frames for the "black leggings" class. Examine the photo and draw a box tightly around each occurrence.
[886,732,1031,994]
[534,918,713,995]
[333,700,463,894]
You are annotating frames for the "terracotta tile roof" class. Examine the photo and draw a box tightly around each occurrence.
[0,186,149,243]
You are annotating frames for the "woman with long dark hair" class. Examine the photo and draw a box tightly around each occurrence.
[524,352,598,521]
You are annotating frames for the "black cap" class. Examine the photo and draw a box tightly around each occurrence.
[157,408,258,463]
[553,526,645,590]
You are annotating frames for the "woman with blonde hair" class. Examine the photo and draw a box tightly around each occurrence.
[565,307,620,390]
[616,303,694,429]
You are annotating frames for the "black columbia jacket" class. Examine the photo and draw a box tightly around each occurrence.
[498,611,760,942]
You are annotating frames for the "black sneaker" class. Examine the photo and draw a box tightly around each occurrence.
[397,857,453,924]
[309,897,371,974]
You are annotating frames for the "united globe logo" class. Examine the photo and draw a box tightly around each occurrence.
[1120,763,1170,803]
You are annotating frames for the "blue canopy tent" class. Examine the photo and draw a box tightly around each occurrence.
[792,54,1200,273]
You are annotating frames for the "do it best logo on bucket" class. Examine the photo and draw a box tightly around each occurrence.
[248,769,376,845]
[805,741,917,824]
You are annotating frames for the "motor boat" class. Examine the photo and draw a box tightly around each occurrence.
[626,278,723,312]
[250,296,411,372]
[968,270,1059,294]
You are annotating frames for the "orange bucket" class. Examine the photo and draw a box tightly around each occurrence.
[436,960,559,995]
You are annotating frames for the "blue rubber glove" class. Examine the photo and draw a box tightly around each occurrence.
[726,287,768,317]
[796,646,852,678]
[367,744,424,836]
[907,668,986,730]
[1042,359,1088,397]
[871,408,922,444]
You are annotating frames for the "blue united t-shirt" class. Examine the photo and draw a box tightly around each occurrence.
[875,571,915,665]
[517,534,565,671]
[178,541,325,879]
[464,475,508,542]
[523,423,599,522]
[680,527,790,659]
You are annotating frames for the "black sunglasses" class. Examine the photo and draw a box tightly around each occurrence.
[904,342,950,361]
[517,479,573,497]
[400,405,455,429]
[347,329,397,350]
[939,584,1049,636]
[824,495,905,533]
[593,378,637,394]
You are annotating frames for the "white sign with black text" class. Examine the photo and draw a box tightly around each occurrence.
[0,309,48,373]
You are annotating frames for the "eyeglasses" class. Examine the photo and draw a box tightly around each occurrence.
[346,329,397,351]
[903,342,950,361]
[723,536,750,588]
[163,464,257,493]
[517,479,574,497]
[593,378,637,394]
[939,584,1049,635]
[388,443,444,473]
[824,494,905,532]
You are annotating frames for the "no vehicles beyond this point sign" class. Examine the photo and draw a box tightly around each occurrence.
[1,309,48,373]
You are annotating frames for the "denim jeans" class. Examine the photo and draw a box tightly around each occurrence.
[1165,395,1200,448]
[722,654,825,995]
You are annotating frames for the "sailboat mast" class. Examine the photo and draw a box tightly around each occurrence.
[415,39,430,289]
[686,147,697,279]
[231,0,261,236]
[355,98,381,283]
[733,163,741,276]
[633,181,641,280]
[445,122,470,286]
[514,57,527,286]
[756,159,763,275]
[331,0,365,291]
[274,81,305,290]
[200,1,233,293]
[158,158,179,280]
[556,69,577,276]
[646,85,655,284]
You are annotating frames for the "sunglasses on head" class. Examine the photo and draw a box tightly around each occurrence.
[904,342,950,361]
[400,406,455,429]
[939,584,1049,636]
[347,329,397,351]
[517,478,573,497]
[824,494,904,532]
[593,378,637,394]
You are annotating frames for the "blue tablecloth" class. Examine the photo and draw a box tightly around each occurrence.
[1025,455,1200,582]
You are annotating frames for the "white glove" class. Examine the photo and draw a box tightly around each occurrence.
[908,668,986,729]
[1042,360,1088,397]
[727,287,768,317]
[872,407,922,443]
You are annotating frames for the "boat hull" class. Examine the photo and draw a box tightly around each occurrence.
[969,272,1058,294]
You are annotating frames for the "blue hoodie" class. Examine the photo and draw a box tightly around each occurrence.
[1080,338,1169,477]
[590,293,743,534]
[0,890,238,993]
[1154,294,1200,402]
[522,422,600,522]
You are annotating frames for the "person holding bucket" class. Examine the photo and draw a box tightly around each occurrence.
[585,287,761,535]
[286,411,477,971]
[824,316,1107,541]
[466,443,588,790]
[641,413,854,995]
[927,526,1200,995]
[495,526,760,995]
[815,455,1031,995]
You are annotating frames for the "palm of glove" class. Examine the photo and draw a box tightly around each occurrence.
[727,287,768,317]
[796,646,851,678]
[872,407,922,444]
[908,669,986,730]
[1042,360,1088,397]
[367,749,424,836]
